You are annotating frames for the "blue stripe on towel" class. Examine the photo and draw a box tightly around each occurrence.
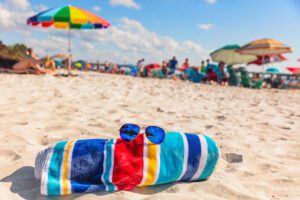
[47,141,67,196]
[156,132,185,185]
[199,135,219,180]
[180,133,201,182]
[70,139,107,193]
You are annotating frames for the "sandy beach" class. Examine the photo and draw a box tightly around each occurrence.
[0,73,299,200]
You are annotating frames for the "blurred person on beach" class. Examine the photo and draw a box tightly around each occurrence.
[96,60,100,71]
[277,75,285,89]
[162,61,168,78]
[111,63,119,74]
[266,74,279,88]
[10,48,56,74]
[104,60,110,71]
[181,58,190,72]
[286,77,294,88]
[137,58,145,76]
[206,59,210,67]
[218,61,228,85]
[176,58,189,80]
[207,68,218,84]
[169,56,178,74]
[200,60,206,73]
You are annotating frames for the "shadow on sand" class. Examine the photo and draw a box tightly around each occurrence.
[1,166,175,200]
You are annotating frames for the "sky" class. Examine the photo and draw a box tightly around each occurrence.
[0,0,300,71]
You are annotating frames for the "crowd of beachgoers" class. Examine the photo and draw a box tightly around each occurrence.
[82,57,299,90]
[0,47,299,90]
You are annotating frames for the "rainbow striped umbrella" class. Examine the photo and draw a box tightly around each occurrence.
[27,5,110,70]
[27,5,110,29]
[237,39,292,56]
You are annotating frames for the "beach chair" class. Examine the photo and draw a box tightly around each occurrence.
[186,68,201,83]
[152,69,165,79]
[130,66,139,76]
[240,68,264,89]
[227,65,239,86]
[251,79,264,89]
[239,68,252,88]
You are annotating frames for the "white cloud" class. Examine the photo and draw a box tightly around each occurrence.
[0,2,34,35]
[109,0,140,9]
[92,6,101,12]
[80,41,96,52]
[198,23,214,31]
[75,18,209,64]
[24,36,68,57]
[0,5,14,27]
[205,0,217,5]
[5,0,30,10]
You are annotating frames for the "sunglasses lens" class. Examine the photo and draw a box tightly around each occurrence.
[145,126,165,144]
[120,124,140,142]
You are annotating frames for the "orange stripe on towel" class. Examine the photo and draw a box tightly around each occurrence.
[62,141,75,195]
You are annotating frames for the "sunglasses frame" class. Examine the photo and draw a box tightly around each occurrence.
[119,123,166,144]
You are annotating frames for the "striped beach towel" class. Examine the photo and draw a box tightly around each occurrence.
[37,132,220,196]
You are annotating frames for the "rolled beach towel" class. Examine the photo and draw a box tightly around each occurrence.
[35,132,220,196]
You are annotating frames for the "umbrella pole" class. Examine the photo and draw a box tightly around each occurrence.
[67,28,72,73]
[262,55,265,73]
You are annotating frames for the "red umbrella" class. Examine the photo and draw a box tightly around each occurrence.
[287,67,300,74]
[145,64,161,70]
[248,54,287,65]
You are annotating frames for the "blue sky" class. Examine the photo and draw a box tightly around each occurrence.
[0,0,299,71]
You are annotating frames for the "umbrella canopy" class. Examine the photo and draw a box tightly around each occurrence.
[287,67,300,74]
[27,5,110,29]
[248,54,287,65]
[237,39,292,56]
[74,62,82,68]
[210,45,256,65]
[266,68,280,73]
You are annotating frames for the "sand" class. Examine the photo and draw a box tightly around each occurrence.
[0,72,299,200]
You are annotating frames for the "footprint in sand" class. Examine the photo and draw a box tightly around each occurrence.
[107,109,117,114]
[41,135,49,146]
[278,126,292,130]
[44,125,64,132]
[119,104,129,108]
[0,149,21,165]
[205,125,214,129]
[217,115,226,121]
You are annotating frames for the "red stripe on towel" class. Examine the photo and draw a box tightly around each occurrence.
[112,134,144,190]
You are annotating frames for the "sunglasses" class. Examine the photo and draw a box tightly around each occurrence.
[119,124,166,144]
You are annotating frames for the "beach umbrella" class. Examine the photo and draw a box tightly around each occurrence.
[210,45,256,65]
[27,5,110,70]
[74,62,82,68]
[266,68,280,73]
[287,67,300,74]
[237,38,292,56]
[248,54,287,65]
